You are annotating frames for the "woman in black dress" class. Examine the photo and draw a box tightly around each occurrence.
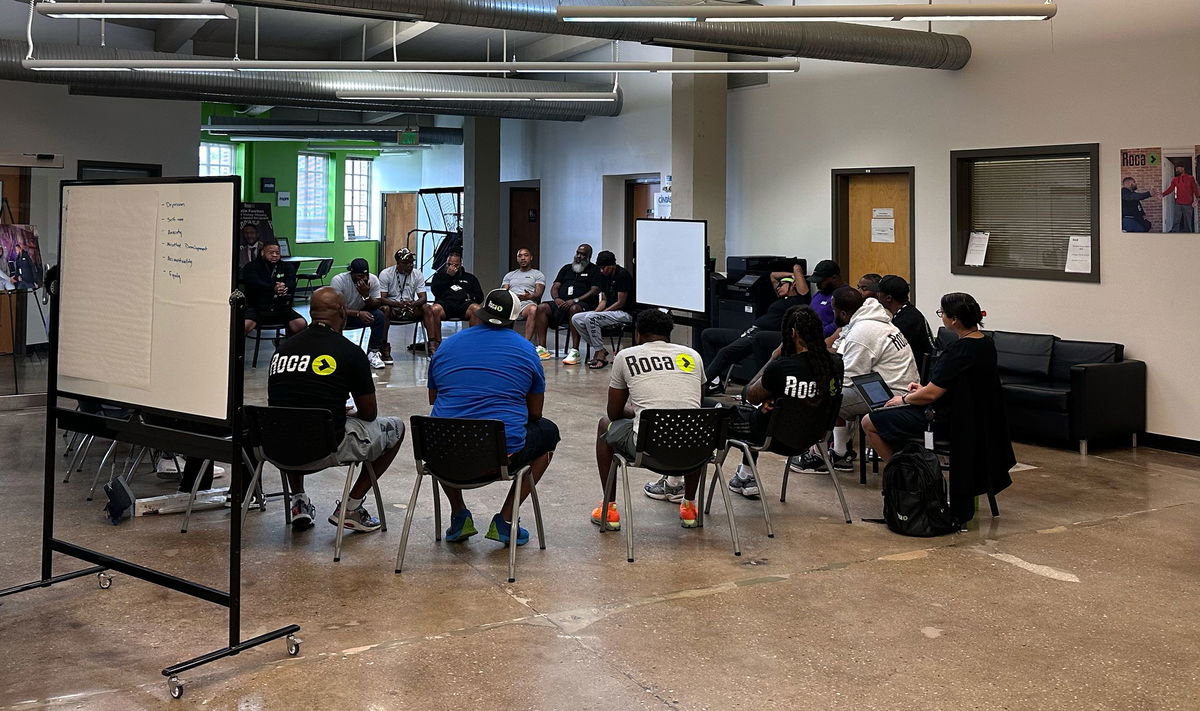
[862,292,1014,521]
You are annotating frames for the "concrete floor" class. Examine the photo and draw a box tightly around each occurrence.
[1,325,1198,709]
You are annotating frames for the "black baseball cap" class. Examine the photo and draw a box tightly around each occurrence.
[478,289,523,326]
[394,247,415,263]
[806,259,841,283]
[878,274,910,300]
[595,250,617,267]
[349,258,370,274]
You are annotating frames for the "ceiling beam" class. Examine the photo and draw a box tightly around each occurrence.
[337,19,437,60]
[518,36,609,62]
[153,17,215,53]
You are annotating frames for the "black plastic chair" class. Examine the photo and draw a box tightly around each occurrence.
[395,416,545,583]
[602,408,739,562]
[773,393,853,523]
[248,319,292,368]
[295,257,334,301]
[242,406,386,562]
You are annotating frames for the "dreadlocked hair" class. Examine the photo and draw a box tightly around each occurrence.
[780,305,833,389]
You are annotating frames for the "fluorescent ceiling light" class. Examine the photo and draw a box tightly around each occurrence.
[21,59,800,74]
[36,2,239,20]
[335,90,618,102]
[557,3,1057,23]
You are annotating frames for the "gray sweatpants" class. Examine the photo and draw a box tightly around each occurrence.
[571,310,632,352]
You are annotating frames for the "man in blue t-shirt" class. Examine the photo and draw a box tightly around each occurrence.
[427,289,560,546]
[805,259,844,339]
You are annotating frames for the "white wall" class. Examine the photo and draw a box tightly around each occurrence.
[501,42,672,278]
[723,1,1200,439]
[368,152,422,241]
[0,80,200,346]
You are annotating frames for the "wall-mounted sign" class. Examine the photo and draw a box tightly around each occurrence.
[259,177,276,193]
[276,191,291,208]
[399,130,420,146]
[654,191,671,219]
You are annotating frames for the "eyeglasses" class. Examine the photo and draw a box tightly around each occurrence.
[936,309,945,317]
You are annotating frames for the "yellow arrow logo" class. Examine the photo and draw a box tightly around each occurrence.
[312,354,337,376]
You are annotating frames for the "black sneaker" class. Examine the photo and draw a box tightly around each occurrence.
[727,465,760,498]
[703,380,725,397]
[790,450,855,473]
[832,448,857,472]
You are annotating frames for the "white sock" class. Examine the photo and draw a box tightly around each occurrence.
[666,476,684,487]
[346,495,364,510]
[832,426,849,456]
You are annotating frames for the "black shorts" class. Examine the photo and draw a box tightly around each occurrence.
[508,418,561,470]
[547,300,594,328]
[246,306,303,325]
[440,301,474,320]
[867,405,929,447]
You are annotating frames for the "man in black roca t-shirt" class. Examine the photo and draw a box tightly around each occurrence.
[267,287,405,532]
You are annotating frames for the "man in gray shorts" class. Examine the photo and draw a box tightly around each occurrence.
[267,287,406,532]
[592,310,706,530]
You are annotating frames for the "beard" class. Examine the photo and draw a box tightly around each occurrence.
[571,259,587,274]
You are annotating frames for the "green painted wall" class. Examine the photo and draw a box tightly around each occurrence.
[201,103,382,275]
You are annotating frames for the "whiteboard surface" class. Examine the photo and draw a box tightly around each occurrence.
[58,181,235,420]
[635,219,707,313]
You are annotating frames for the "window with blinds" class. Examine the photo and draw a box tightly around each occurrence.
[296,153,329,243]
[198,142,235,177]
[343,157,372,241]
[951,144,1099,283]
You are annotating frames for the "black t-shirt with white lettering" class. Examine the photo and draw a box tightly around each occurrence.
[760,350,844,404]
[600,266,635,308]
[267,324,373,434]
[553,262,599,305]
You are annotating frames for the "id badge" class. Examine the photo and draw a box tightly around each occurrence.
[924,430,934,449]
[450,284,462,292]
[566,285,575,297]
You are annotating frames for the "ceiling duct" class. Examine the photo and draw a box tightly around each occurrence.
[231,0,971,69]
[0,39,622,121]
[205,116,465,143]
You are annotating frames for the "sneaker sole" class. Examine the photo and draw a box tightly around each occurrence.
[731,485,760,498]
[591,518,620,530]
[329,517,381,532]
[680,518,699,528]
[643,490,676,501]
[485,532,529,546]
[445,530,477,542]
[291,515,314,530]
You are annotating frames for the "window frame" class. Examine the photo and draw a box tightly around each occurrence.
[296,152,330,243]
[950,143,1100,284]
[343,156,373,242]
[198,142,236,177]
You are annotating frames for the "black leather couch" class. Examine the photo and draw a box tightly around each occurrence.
[937,328,1146,454]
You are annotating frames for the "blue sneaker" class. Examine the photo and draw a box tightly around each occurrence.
[445,508,477,542]
[484,513,529,547]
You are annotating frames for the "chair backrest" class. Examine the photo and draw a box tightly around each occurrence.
[410,416,511,484]
[633,408,728,473]
[314,258,334,278]
[763,393,842,456]
[244,405,340,468]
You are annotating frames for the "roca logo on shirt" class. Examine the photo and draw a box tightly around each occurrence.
[269,353,337,376]
[625,354,687,377]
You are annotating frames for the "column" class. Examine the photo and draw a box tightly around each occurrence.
[670,49,728,270]
[462,116,502,290]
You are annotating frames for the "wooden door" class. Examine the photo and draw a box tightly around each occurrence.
[508,187,541,271]
[382,191,417,265]
[847,173,911,283]
[624,181,657,269]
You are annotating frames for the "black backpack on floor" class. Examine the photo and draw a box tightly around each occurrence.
[880,442,959,537]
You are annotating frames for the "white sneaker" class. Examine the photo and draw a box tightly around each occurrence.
[562,348,581,365]
[367,350,385,369]
[535,345,552,361]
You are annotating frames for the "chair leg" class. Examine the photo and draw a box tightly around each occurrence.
[731,442,773,538]
[780,458,792,503]
[600,459,619,533]
[65,434,93,482]
[279,469,293,525]
[818,442,852,524]
[394,472,424,574]
[507,471,523,583]
[364,462,386,532]
[696,467,706,529]
[987,491,1000,518]
[710,462,742,556]
[87,440,119,501]
[241,462,265,529]
[527,473,546,550]
[859,427,867,485]
[1079,439,1088,456]
[433,483,443,541]
[704,466,719,514]
[333,463,357,562]
[618,459,635,563]
[252,331,262,368]
[180,459,211,533]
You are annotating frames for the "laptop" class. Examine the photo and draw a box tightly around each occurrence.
[850,372,896,412]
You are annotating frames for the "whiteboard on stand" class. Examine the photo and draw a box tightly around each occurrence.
[57,178,238,422]
[634,218,707,313]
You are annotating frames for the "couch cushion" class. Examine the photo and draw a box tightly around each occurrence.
[1050,339,1123,382]
[1003,383,1070,411]
[992,331,1055,379]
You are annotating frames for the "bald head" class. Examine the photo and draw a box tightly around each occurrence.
[309,286,346,327]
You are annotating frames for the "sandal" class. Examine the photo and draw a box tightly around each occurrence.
[587,357,610,369]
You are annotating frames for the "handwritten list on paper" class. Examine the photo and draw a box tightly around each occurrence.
[57,187,157,390]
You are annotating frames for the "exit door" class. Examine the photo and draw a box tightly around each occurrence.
[833,168,915,290]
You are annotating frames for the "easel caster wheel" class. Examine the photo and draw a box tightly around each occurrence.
[97,573,112,590]
[168,676,184,699]
[286,635,302,656]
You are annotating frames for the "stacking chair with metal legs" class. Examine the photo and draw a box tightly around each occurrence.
[242,406,387,562]
[395,416,545,583]
[602,408,739,562]
[775,393,853,523]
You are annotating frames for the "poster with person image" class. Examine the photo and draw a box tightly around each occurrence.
[1120,146,1200,233]
[238,202,276,269]
[0,224,45,291]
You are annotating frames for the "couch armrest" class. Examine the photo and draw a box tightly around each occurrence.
[1069,359,1146,441]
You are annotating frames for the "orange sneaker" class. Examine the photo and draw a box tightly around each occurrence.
[591,503,620,530]
[679,501,699,528]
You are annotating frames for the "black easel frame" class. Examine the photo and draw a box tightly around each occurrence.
[0,176,299,700]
